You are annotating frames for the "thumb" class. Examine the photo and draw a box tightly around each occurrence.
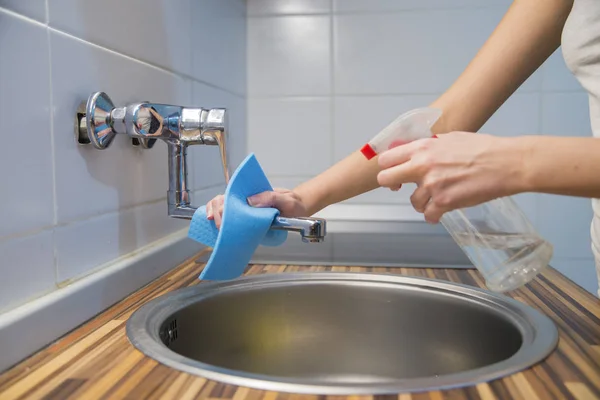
[247,191,278,207]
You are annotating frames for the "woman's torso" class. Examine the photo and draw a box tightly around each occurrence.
[561,0,600,296]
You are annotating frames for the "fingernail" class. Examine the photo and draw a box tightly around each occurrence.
[247,196,258,206]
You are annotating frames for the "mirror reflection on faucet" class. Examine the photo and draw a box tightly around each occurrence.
[74,91,326,243]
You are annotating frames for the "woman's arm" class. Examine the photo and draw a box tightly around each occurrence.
[521,136,600,198]
[294,0,573,216]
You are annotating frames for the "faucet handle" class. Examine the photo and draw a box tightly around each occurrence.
[75,92,119,150]
[130,100,157,149]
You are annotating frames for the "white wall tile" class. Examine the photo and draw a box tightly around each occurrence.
[135,201,189,246]
[537,195,593,260]
[551,258,598,296]
[191,82,247,190]
[248,0,331,15]
[0,0,46,22]
[541,92,592,136]
[0,13,54,238]
[192,0,246,94]
[334,9,541,95]
[334,0,510,13]
[248,16,330,96]
[248,98,332,175]
[55,211,135,282]
[51,31,191,224]
[48,0,192,76]
[334,95,437,160]
[55,201,187,282]
[541,48,583,92]
[481,93,540,136]
[267,176,309,190]
[0,231,56,313]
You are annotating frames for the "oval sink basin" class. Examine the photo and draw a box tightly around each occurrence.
[126,273,558,395]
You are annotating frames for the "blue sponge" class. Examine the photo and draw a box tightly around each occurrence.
[188,153,287,280]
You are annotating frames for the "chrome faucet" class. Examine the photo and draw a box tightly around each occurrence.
[75,92,326,243]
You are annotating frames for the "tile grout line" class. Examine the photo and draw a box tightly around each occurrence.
[46,28,245,100]
[247,89,586,100]
[45,0,59,284]
[44,0,49,24]
[247,4,509,18]
[0,6,246,100]
[0,180,228,245]
[329,0,336,166]
[0,6,45,26]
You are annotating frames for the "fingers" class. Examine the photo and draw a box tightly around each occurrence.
[377,139,434,189]
[422,189,461,224]
[411,186,447,223]
[378,139,427,169]
[410,186,430,213]
[423,202,446,224]
[206,195,224,220]
[206,195,225,229]
[377,160,420,188]
[247,191,277,207]
[214,202,224,229]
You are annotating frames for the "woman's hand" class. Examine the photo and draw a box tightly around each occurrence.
[377,132,528,223]
[206,188,309,229]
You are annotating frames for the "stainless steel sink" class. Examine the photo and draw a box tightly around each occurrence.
[126,273,558,395]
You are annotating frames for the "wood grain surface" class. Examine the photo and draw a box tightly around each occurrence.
[0,251,598,400]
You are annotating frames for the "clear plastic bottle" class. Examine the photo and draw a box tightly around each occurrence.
[361,107,553,292]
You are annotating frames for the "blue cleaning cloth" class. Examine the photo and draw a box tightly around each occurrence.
[188,153,287,280]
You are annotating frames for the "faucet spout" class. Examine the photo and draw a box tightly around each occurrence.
[271,216,327,243]
[75,91,326,242]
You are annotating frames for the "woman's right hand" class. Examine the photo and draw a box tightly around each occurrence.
[206,188,309,229]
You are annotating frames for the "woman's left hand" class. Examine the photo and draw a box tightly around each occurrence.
[377,132,528,223]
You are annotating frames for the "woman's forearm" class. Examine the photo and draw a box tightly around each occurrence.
[519,136,600,198]
[294,152,381,216]
[294,0,572,216]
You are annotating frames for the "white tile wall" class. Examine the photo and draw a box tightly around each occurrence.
[248,0,331,16]
[0,231,55,314]
[246,0,598,294]
[248,16,331,96]
[0,0,247,313]
[192,0,247,94]
[0,13,54,239]
[0,0,46,22]
[541,48,583,92]
[248,98,332,175]
[48,0,193,76]
[334,9,540,95]
[333,0,511,13]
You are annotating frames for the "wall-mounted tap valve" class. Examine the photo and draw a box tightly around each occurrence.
[75,92,326,243]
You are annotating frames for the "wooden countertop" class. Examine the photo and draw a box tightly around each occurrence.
[0,252,599,400]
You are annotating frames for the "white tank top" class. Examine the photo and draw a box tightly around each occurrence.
[561,0,600,296]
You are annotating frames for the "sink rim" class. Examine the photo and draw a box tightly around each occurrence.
[126,272,558,395]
